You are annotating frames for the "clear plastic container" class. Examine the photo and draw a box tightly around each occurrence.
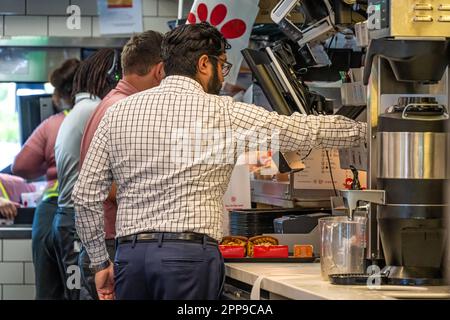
[319,216,367,281]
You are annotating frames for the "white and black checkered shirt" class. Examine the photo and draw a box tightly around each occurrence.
[73,75,367,265]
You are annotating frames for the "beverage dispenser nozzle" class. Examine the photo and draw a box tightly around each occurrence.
[340,190,385,220]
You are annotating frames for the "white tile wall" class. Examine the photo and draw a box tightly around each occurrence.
[2,240,32,262]
[0,0,26,15]
[158,0,178,17]
[4,16,48,36]
[49,16,92,37]
[92,16,100,37]
[0,239,36,300]
[24,263,35,284]
[26,0,69,16]
[70,0,98,16]
[0,263,23,284]
[144,16,176,32]
[143,0,158,16]
[2,285,35,300]
[1,0,180,38]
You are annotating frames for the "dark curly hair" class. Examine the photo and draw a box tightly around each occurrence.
[50,58,80,104]
[161,22,230,78]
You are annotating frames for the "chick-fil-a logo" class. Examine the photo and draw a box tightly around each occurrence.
[187,3,247,39]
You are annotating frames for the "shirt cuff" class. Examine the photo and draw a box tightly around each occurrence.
[90,259,112,273]
[88,244,110,268]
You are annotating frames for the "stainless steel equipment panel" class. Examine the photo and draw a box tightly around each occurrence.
[378,132,448,179]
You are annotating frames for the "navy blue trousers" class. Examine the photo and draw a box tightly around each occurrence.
[32,198,65,300]
[52,207,81,300]
[114,238,225,300]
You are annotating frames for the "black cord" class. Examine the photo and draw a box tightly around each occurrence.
[326,35,336,54]
[326,35,338,62]
[300,149,312,161]
[351,5,353,23]
[325,150,338,196]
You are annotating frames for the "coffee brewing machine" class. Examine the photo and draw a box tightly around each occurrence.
[341,0,450,285]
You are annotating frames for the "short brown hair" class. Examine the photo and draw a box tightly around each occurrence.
[121,30,163,76]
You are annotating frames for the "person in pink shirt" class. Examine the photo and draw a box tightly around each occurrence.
[0,173,36,204]
[13,112,65,182]
[13,59,80,183]
[12,58,80,300]
[77,30,164,300]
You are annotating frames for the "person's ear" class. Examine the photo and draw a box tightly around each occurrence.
[155,61,165,81]
[197,54,210,76]
[147,62,165,85]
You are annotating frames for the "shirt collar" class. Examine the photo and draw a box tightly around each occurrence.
[115,79,139,96]
[160,75,205,93]
[74,92,101,104]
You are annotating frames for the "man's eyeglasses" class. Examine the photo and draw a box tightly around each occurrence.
[209,55,233,77]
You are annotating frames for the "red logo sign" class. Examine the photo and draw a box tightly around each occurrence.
[188,3,247,39]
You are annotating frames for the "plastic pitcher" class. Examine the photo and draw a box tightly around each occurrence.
[319,216,367,281]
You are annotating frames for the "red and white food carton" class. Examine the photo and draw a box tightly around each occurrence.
[219,245,246,258]
[253,245,289,258]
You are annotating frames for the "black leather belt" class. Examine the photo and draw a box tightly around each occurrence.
[117,232,218,246]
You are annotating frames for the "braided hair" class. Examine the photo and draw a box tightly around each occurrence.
[71,48,118,101]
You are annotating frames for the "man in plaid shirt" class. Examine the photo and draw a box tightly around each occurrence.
[73,22,367,300]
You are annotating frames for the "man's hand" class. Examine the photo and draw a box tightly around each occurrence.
[0,198,20,220]
[95,263,115,300]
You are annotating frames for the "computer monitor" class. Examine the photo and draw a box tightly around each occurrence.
[242,47,312,115]
[17,94,54,145]
[242,48,294,116]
